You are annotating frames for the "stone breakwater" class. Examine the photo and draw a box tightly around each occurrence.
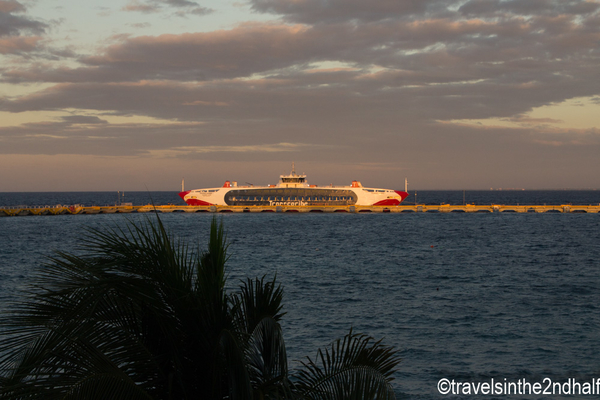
[2,203,600,216]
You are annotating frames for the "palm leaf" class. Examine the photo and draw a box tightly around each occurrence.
[293,329,400,400]
[245,316,294,399]
[0,216,246,399]
[232,275,285,334]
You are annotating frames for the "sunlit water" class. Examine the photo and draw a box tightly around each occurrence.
[1,191,600,399]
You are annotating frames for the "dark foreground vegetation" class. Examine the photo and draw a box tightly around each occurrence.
[0,217,400,399]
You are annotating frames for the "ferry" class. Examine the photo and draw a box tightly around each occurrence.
[179,165,409,207]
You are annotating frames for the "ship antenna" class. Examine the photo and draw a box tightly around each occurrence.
[292,162,296,175]
[182,178,185,192]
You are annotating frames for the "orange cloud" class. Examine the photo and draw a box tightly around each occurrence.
[0,36,42,54]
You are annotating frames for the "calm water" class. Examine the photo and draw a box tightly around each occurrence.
[1,191,600,399]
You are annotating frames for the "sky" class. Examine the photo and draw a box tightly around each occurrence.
[1,0,600,191]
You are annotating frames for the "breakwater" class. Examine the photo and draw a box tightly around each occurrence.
[2,203,600,216]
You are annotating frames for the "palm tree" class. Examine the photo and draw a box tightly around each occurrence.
[0,217,400,399]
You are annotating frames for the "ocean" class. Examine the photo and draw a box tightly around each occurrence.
[1,191,600,399]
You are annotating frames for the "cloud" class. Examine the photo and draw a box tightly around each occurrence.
[0,35,43,54]
[0,1,46,36]
[0,0,46,55]
[249,0,450,24]
[0,118,206,156]
[0,0,25,13]
[0,112,321,158]
[3,6,599,124]
[3,3,598,94]
[146,142,318,158]
[122,1,158,13]
[2,24,320,82]
[122,0,213,16]
[60,115,109,124]
[458,0,600,17]
[250,0,600,25]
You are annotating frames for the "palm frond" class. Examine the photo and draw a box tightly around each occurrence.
[0,216,204,398]
[246,316,293,399]
[232,275,285,334]
[60,373,153,400]
[219,329,253,400]
[293,329,401,400]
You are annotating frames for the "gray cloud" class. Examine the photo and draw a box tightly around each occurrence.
[249,0,456,23]
[458,0,600,17]
[0,0,46,36]
[60,115,109,124]
[3,5,599,122]
[4,10,599,89]
[0,0,46,54]
[122,1,158,13]
[122,0,213,16]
